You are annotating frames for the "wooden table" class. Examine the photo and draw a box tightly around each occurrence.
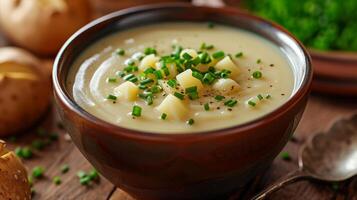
[1,15,357,200]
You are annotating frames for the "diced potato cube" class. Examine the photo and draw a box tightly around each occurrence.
[214,56,240,77]
[180,49,198,59]
[212,78,240,94]
[114,81,139,101]
[156,94,188,120]
[139,54,160,72]
[176,69,203,91]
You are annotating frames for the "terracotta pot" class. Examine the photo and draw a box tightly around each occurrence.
[53,3,312,200]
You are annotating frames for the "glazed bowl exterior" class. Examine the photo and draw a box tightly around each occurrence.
[53,4,313,200]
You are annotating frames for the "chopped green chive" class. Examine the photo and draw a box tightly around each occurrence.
[203,72,216,84]
[208,22,215,28]
[162,67,170,76]
[224,99,238,107]
[15,147,33,159]
[123,74,138,83]
[200,43,214,50]
[215,95,225,101]
[257,59,262,64]
[266,94,272,99]
[138,85,147,90]
[199,52,211,64]
[144,67,155,74]
[140,78,154,85]
[151,85,162,93]
[192,71,204,80]
[248,100,256,107]
[32,140,45,150]
[115,48,125,56]
[185,86,197,93]
[77,171,86,178]
[219,70,231,78]
[125,59,135,66]
[80,176,91,185]
[257,94,264,100]
[280,152,291,161]
[144,47,157,55]
[187,118,195,125]
[124,65,138,73]
[53,176,61,185]
[61,164,70,174]
[252,71,263,79]
[146,95,153,105]
[204,103,210,111]
[167,79,177,88]
[106,94,117,101]
[107,77,117,83]
[154,70,163,79]
[32,166,45,179]
[89,169,99,181]
[161,113,167,120]
[235,52,243,58]
[212,51,225,59]
[132,105,142,117]
[174,92,185,100]
[116,71,126,77]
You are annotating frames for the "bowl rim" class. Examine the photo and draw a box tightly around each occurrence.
[53,3,313,141]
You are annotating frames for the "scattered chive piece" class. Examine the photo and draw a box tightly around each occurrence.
[224,99,238,107]
[235,52,243,58]
[161,113,167,120]
[215,95,225,101]
[146,95,153,105]
[204,103,210,111]
[280,152,291,161]
[167,79,177,88]
[77,171,86,178]
[80,176,91,185]
[220,70,231,78]
[257,94,264,100]
[252,71,263,79]
[185,86,197,93]
[107,77,117,83]
[138,85,148,90]
[212,51,225,59]
[200,43,214,50]
[154,70,163,79]
[132,105,142,117]
[89,169,99,181]
[53,176,62,185]
[182,52,193,60]
[266,94,272,99]
[144,67,155,74]
[15,147,33,159]
[115,48,125,56]
[174,92,185,100]
[192,71,204,80]
[144,47,157,55]
[123,74,135,81]
[116,71,126,77]
[202,72,216,84]
[199,52,211,64]
[32,166,44,179]
[151,85,161,93]
[162,67,170,76]
[208,22,215,28]
[106,94,117,101]
[140,78,154,85]
[257,59,262,64]
[187,118,195,125]
[61,164,70,174]
[248,100,256,107]
[32,140,45,150]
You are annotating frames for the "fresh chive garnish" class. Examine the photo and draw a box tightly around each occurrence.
[257,94,264,100]
[139,85,148,90]
[191,56,201,65]
[192,71,204,80]
[185,86,197,93]
[31,140,45,150]
[106,94,117,101]
[123,74,135,81]
[125,59,135,66]
[32,166,45,179]
[162,67,170,76]
[204,103,210,111]
[167,79,177,88]
[220,70,231,78]
[208,22,215,28]
[248,100,256,107]
[212,51,225,59]
[146,95,153,105]
[280,152,291,161]
[215,95,225,101]
[252,71,263,79]
[154,70,163,79]
[257,59,262,64]
[53,176,61,185]
[266,94,271,99]
[144,67,155,74]
[200,43,214,50]
[199,52,211,64]
[187,118,195,125]
[161,113,167,120]
[116,71,126,77]
[144,47,157,55]
[203,72,216,84]
[61,164,70,174]
[182,52,193,60]
[132,105,142,117]
[140,78,154,85]
[188,92,199,100]
[115,48,125,56]
[174,92,185,100]
[235,52,243,58]
[224,99,238,107]
[107,77,117,83]
[151,85,161,93]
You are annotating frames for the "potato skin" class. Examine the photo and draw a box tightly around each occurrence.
[0,0,91,55]
[0,140,31,200]
[0,47,51,136]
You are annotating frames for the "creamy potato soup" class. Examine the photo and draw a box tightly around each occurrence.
[67,23,294,133]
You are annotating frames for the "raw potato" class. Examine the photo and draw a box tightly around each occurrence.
[114,81,139,101]
[0,47,51,136]
[0,140,31,200]
[212,78,240,95]
[180,49,198,59]
[156,94,188,120]
[0,0,91,55]
[139,54,160,72]
[176,69,203,91]
[214,56,240,77]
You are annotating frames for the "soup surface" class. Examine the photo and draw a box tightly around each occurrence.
[67,23,294,133]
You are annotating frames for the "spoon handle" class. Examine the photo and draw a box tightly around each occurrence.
[251,170,310,200]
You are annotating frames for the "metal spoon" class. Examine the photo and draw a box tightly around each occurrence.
[252,115,357,200]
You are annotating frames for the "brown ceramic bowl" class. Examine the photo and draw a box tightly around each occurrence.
[53,3,312,200]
